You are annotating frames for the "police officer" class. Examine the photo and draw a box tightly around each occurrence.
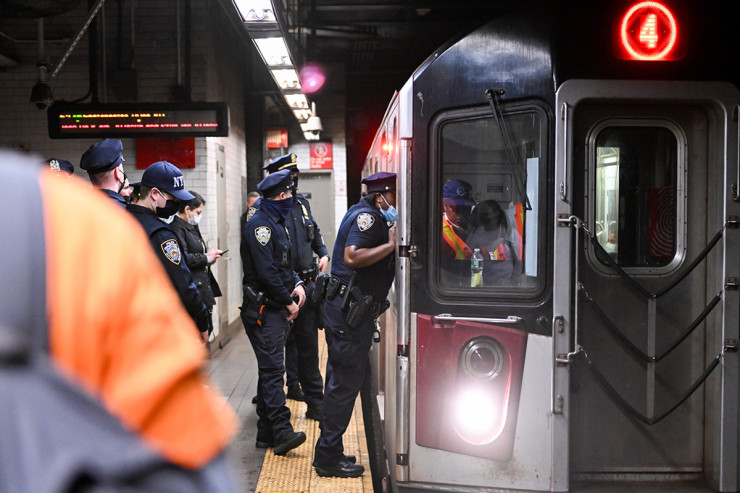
[79,139,129,207]
[241,168,308,456]
[46,158,74,177]
[127,161,211,344]
[313,172,397,478]
[263,153,329,418]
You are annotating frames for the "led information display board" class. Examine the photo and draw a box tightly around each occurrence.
[48,102,229,139]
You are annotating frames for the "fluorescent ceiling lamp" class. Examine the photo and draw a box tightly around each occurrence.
[293,109,311,121]
[270,69,301,90]
[233,0,276,23]
[255,37,292,67]
[284,94,309,110]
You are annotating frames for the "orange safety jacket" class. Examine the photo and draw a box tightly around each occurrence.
[442,214,473,259]
[40,171,236,469]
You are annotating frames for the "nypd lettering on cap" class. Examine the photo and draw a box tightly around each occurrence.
[161,239,182,264]
[357,212,375,231]
[255,226,271,245]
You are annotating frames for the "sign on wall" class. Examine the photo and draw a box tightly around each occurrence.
[310,141,333,169]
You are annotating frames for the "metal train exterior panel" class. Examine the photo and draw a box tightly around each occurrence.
[363,1,740,492]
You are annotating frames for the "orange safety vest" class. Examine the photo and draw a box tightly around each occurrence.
[41,171,236,469]
[442,214,473,259]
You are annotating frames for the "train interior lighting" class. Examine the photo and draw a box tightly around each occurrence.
[615,1,683,61]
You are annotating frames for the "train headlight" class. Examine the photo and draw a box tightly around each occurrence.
[460,337,504,381]
[452,337,510,445]
[452,385,505,445]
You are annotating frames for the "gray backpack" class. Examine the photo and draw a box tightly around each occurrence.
[0,157,211,493]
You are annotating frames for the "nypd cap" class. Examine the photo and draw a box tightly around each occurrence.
[138,161,194,201]
[80,139,124,174]
[263,153,298,174]
[443,179,475,206]
[361,171,396,193]
[47,158,74,174]
[257,168,294,197]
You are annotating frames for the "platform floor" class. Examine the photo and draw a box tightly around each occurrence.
[207,327,372,493]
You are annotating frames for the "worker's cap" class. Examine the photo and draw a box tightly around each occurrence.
[137,161,194,201]
[79,139,124,174]
[263,153,299,174]
[257,168,294,197]
[361,171,396,193]
[47,158,74,174]
[443,180,475,206]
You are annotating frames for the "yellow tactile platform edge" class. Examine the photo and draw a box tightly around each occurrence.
[255,330,371,493]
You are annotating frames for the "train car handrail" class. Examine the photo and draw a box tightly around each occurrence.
[433,314,522,324]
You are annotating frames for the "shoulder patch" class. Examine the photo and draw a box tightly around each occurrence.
[161,239,181,264]
[246,207,257,222]
[357,212,375,231]
[255,226,271,246]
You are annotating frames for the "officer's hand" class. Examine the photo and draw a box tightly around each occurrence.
[207,249,222,264]
[292,284,306,309]
[286,302,300,321]
[199,330,209,345]
[388,223,397,246]
[318,255,329,272]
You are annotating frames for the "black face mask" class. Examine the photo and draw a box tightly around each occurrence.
[156,198,180,218]
[117,171,128,194]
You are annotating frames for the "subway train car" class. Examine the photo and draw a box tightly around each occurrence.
[362,1,740,491]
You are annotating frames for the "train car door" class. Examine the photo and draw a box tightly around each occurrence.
[555,80,739,489]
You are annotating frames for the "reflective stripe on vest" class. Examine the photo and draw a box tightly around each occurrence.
[442,215,473,259]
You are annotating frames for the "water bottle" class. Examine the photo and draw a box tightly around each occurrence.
[470,248,484,287]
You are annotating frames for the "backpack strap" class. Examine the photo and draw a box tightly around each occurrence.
[0,153,48,359]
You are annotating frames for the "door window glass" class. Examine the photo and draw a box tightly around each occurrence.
[592,125,680,268]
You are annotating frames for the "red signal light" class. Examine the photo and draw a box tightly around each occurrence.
[616,1,684,61]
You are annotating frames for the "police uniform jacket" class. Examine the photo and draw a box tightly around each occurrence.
[331,199,395,301]
[244,205,302,306]
[126,203,210,332]
[170,215,222,307]
[286,194,328,275]
[100,188,127,208]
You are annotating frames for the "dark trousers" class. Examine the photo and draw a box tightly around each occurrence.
[285,281,324,407]
[313,295,373,466]
[241,307,293,440]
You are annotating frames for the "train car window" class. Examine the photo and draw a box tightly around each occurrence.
[434,104,545,295]
[589,123,681,269]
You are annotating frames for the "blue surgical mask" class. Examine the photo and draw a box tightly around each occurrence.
[380,194,397,223]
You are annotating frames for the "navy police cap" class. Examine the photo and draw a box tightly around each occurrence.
[257,168,294,197]
[139,161,194,201]
[80,139,124,174]
[263,153,299,174]
[361,171,396,193]
[47,158,74,174]
[443,179,475,206]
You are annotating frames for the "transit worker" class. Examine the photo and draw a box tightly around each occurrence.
[441,179,475,260]
[313,171,397,478]
[263,153,330,418]
[127,161,212,343]
[240,168,307,456]
[0,151,237,489]
[79,138,129,207]
[46,157,74,177]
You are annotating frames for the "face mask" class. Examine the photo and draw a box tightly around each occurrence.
[162,214,176,224]
[188,212,202,226]
[380,194,398,223]
[291,175,299,191]
[155,192,180,219]
[117,170,127,194]
[260,195,294,220]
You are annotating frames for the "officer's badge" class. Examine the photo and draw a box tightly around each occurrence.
[247,207,257,222]
[357,212,375,231]
[161,239,181,265]
[255,226,271,246]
